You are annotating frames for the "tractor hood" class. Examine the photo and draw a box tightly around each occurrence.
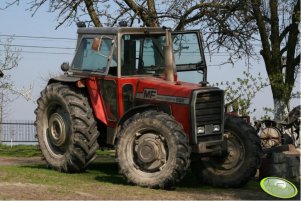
[135,77,218,104]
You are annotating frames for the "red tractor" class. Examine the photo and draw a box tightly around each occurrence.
[35,25,261,189]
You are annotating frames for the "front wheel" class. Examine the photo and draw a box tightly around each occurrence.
[191,115,261,187]
[116,110,191,189]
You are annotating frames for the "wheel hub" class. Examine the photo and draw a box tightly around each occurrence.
[48,112,67,147]
[134,133,167,172]
[137,140,160,163]
[222,132,244,170]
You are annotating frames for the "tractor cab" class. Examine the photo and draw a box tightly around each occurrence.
[70,27,206,81]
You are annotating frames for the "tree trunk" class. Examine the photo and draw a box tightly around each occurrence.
[273,98,288,121]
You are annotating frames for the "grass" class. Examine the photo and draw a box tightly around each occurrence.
[0,159,271,200]
[0,144,114,158]
[0,144,41,157]
[0,145,297,200]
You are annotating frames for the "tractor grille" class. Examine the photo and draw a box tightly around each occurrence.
[191,89,224,144]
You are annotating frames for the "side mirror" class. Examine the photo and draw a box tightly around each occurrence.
[61,62,70,73]
[92,37,102,52]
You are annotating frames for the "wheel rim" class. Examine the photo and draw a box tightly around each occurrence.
[48,112,67,147]
[203,130,245,175]
[221,131,245,170]
[43,103,70,157]
[128,129,168,173]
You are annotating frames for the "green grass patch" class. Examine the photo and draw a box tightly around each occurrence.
[0,159,265,199]
[0,145,273,200]
[0,149,274,200]
[0,144,114,158]
[0,144,41,157]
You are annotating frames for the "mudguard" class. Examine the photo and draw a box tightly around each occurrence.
[47,75,108,126]
[48,75,81,85]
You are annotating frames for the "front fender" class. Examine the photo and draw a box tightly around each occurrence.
[105,104,157,146]
[118,104,157,127]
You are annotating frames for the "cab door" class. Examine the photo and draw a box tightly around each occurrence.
[99,77,118,122]
[71,34,119,126]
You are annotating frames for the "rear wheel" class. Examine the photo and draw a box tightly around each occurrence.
[191,115,261,187]
[35,83,99,173]
[116,110,191,189]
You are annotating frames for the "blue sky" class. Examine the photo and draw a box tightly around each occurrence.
[0,1,75,120]
[0,1,299,121]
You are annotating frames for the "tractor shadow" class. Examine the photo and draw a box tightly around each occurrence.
[88,161,128,185]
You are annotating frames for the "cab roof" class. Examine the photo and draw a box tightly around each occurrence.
[77,27,167,35]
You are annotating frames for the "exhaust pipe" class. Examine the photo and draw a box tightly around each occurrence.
[164,28,176,82]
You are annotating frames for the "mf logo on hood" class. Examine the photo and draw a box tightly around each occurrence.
[136,89,189,104]
[143,89,157,99]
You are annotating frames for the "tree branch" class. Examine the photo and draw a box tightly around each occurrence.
[84,0,102,27]
[123,0,150,26]
[146,0,159,27]
[280,24,292,42]
[175,2,225,30]
[280,45,288,56]
[284,0,300,104]
[293,54,300,67]
[269,0,281,69]
[250,0,271,64]
[55,1,81,29]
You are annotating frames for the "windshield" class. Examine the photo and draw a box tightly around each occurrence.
[72,37,117,73]
[121,34,166,76]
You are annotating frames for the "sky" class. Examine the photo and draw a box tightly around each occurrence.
[0,1,299,121]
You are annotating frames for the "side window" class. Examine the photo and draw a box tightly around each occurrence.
[122,84,134,113]
[172,32,206,82]
[172,33,203,66]
[100,80,117,120]
[72,37,115,72]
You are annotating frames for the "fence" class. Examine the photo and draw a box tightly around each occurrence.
[0,120,38,145]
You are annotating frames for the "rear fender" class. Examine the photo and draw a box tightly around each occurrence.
[48,75,81,85]
[48,75,108,125]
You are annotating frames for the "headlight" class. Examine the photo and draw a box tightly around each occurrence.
[213,125,220,132]
[197,126,205,134]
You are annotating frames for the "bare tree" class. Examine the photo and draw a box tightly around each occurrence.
[0,37,34,118]
[4,0,299,120]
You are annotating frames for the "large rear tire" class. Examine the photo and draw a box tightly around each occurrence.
[116,110,191,189]
[35,83,99,173]
[191,115,261,187]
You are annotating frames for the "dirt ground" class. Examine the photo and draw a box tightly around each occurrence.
[0,157,43,166]
[0,156,299,200]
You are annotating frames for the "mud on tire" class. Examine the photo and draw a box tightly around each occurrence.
[35,82,99,173]
[191,115,261,187]
[116,110,191,189]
